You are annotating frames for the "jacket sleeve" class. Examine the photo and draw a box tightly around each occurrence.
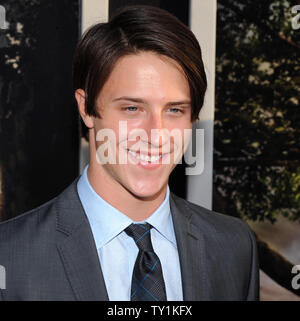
[245,224,260,301]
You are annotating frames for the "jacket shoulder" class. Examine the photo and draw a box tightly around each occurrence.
[170,193,259,301]
[0,197,57,244]
[170,192,254,240]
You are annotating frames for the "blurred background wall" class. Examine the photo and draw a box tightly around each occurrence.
[0,0,80,221]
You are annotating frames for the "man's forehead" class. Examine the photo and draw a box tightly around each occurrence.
[97,52,190,103]
[110,52,187,78]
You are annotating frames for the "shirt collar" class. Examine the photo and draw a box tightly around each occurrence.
[77,166,176,250]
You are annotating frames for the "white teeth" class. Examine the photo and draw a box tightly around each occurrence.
[128,150,161,162]
[150,156,158,162]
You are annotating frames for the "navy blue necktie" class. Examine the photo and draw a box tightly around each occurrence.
[125,223,167,301]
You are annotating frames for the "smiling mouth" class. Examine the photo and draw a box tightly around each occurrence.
[127,150,163,163]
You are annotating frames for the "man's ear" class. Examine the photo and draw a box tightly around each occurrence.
[75,89,94,129]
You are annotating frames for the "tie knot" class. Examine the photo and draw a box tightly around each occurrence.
[125,223,153,252]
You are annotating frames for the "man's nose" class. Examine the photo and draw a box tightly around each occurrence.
[145,112,169,148]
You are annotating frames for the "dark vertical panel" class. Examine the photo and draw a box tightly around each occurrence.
[159,1,189,26]
[109,0,190,198]
[0,0,80,221]
[109,0,189,25]
[109,0,160,17]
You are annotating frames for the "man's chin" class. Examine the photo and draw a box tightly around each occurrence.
[126,183,167,201]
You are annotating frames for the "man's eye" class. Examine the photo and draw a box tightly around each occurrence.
[169,107,183,114]
[124,106,138,112]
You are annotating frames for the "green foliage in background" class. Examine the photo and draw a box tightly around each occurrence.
[214,0,300,223]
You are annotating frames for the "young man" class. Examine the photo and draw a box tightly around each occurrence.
[0,6,259,301]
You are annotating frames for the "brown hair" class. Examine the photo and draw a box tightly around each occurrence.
[73,5,207,121]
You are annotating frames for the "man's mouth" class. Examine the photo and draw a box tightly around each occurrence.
[127,150,163,163]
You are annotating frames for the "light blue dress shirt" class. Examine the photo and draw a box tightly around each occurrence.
[77,166,183,301]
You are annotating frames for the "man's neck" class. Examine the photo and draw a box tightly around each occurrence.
[86,164,168,221]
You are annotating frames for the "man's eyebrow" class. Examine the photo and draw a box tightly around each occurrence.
[112,96,146,103]
[167,100,191,106]
[112,96,191,105]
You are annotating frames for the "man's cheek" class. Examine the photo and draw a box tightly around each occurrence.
[95,128,117,164]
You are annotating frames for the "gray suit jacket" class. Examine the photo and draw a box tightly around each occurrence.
[0,178,259,301]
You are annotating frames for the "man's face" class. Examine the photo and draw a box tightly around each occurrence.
[92,51,192,199]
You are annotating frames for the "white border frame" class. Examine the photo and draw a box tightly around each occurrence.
[187,0,217,210]
[79,0,109,173]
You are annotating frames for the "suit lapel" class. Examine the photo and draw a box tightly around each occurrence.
[54,180,215,301]
[55,179,109,301]
[170,193,211,300]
